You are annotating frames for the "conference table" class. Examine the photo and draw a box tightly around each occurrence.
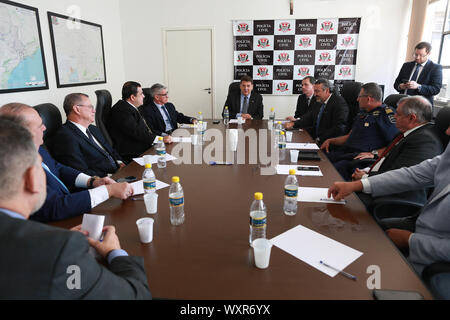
[50,120,433,300]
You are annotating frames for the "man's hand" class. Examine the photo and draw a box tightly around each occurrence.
[241,113,252,120]
[405,81,420,90]
[353,152,375,160]
[106,182,134,200]
[328,181,363,201]
[118,163,126,169]
[351,168,367,181]
[87,226,122,259]
[284,122,294,129]
[192,119,198,125]
[70,224,89,236]
[386,228,412,249]
[163,135,173,144]
[286,116,296,121]
[320,139,333,153]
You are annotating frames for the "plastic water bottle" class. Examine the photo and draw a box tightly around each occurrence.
[278,130,286,150]
[284,169,298,216]
[198,111,203,122]
[142,163,156,194]
[268,108,275,130]
[156,137,166,168]
[249,192,267,244]
[197,120,205,145]
[169,176,185,226]
[224,106,230,125]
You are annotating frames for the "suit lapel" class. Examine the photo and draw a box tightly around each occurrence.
[151,102,166,129]
[428,184,450,206]
[417,61,431,83]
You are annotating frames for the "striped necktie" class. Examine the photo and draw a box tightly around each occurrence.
[42,162,69,194]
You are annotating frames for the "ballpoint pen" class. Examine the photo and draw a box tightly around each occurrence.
[131,196,144,201]
[320,260,357,281]
[209,161,232,165]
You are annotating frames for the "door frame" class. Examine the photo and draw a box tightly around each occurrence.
[162,26,216,119]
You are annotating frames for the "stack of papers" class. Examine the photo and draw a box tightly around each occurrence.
[130,179,170,195]
[298,187,346,204]
[133,154,177,166]
[172,136,192,143]
[276,165,323,177]
[179,124,195,129]
[286,143,319,150]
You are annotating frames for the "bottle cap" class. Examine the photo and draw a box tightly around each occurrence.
[271,108,274,111]
[254,192,263,200]
[278,121,281,124]
[225,106,228,109]
[280,131,285,135]
[199,111,202,114]
[289,169,296,175]
[145,163,152,169]
[172,176,180,183]
[158,137,163,141]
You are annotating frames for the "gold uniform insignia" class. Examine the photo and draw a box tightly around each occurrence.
[385,108,394,114]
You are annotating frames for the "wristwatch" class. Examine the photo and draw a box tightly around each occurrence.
[371,150,379,159]
[88,176,100,188]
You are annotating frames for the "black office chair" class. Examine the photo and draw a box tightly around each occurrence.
[340,81,362,130]
[142,87,152,106]
[433,106,450,148]
[34,103,62,150]
[422,262,450,300]
[228,81,241,96]
[383,94,408,109]
[95,90,114,147]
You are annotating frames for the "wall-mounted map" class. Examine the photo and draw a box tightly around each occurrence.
[0,0,49,93]
[47,11,106,88]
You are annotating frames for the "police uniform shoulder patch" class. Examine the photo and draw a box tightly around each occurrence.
[388,114,396,123]
[372,111,380,116]
[385,107,394,114]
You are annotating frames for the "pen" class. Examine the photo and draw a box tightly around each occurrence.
[320,198,346,204]
[131,196,144,201]
[209,161,232,166]
[320,260,357,281]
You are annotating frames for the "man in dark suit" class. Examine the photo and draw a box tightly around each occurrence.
[50,93,125,177]
[140,83,197,136]
[109,81,172,163]
[350,96,443,211]
[0,118,151,299]
[394,41,442,106]
[222,75,264,120]
[284,78,349,145]
[286,76,321,121]
[0,103,133,223]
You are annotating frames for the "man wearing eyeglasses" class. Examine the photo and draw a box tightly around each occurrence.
[50,93,125,178]
[140,83,197,136]
[394,41,443,106]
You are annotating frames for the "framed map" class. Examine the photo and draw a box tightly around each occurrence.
[47,11,107,88]
[0,0,49,93]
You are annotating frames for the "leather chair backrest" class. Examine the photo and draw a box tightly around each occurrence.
[340,81,362,130]
[95,90,113,147]
[34,103,62,148]
[383,94,408,110]
[142,87,152,106]
[433,106,450,148]
[228,81,241,96]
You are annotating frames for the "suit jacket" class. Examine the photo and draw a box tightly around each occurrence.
[140,101,193,136]
[293,94,349,144]
[394,60,443,105]
[31,147,91,223]
[294,94,321,118]
[0,211,151,299]
[108,100,157,163]
[50,122,122,177]
[223,90,264,120]
[368,143,450,275]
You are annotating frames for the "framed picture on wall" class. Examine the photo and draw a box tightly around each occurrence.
[47,11,107,88]
[0,0,49,94]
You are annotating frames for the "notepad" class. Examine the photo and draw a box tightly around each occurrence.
[133,154,177,166]
[130,179,170,195]
[178,123,195,129]
[286,143,319,150]
[298,187,346,204]
[172,136,192,143]
[276,165,323,176]
[271,225,363,277]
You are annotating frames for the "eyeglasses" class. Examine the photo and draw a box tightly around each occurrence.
[413,53,428,58]
[77,104,95,110]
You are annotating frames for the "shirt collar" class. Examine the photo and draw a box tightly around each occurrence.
[0,208,26,220]
[69,120,89,135]
[404,123,428,137]
[241,93,251,99]
[323,94,332,105]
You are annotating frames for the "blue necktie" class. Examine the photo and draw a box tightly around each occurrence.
[407,64,421,95]
[42,162,69,194]
[316,103,326,138]
[161,105,173,131]
[242,96,249,114]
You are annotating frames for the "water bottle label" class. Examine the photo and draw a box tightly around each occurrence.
[278,143,286,149]
[285,188,298,198]
[143,181,156,189]
[170,196,184,207]
[156,149,166,156]
[249,217,266,228]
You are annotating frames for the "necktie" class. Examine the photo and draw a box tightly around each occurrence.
[242,96,249,114]
[161,105,173,131]
[406,64,421,95]
[369,133,404,173]
[315,103,326,138]
[86,128,118,170]
[42,162,69,194]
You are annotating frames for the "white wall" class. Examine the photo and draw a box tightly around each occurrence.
[0,0,126,121]
[119,0,412,120]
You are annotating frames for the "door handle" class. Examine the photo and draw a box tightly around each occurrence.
[203,88,212,94]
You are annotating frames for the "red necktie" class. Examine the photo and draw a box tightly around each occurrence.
[369,133,404,172]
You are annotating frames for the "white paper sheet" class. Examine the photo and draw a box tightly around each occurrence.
[298,187,346,204]
[131,179,170,195]
[276,165,323,177]
[286,143,319,150]
[133,154,177,166]
[270,225,363,277]
[172,136,192,143]
[81,214,105,240]
[178,123,195,129]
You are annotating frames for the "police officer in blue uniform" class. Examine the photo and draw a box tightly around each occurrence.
[320,83,399,180]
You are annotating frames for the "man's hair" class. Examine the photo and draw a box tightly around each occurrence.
[415,41,432,53]
[315,78,331,90]
[0,117,37,201]
[63,93,89,116]
[240,75,254,84]
[361,82,383,102]
[122,81,142,100]
[149,83,167,98]
[0,103,33,125]
[398,96,432,123]
[302,76,316,85]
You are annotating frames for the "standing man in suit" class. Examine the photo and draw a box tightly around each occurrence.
[284,78,349,146]
[140,83,197,136]
[286,76,321,121]
[109,81,172,163]
[394,41,443,106]
[328,122,450,275]
[0,104,133,223]
[0,118,151,299]
[50,93,125,177]
[223,75,264,120]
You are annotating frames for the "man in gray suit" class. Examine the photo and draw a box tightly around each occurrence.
[0,116,151,299]
[327,123,450,275]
